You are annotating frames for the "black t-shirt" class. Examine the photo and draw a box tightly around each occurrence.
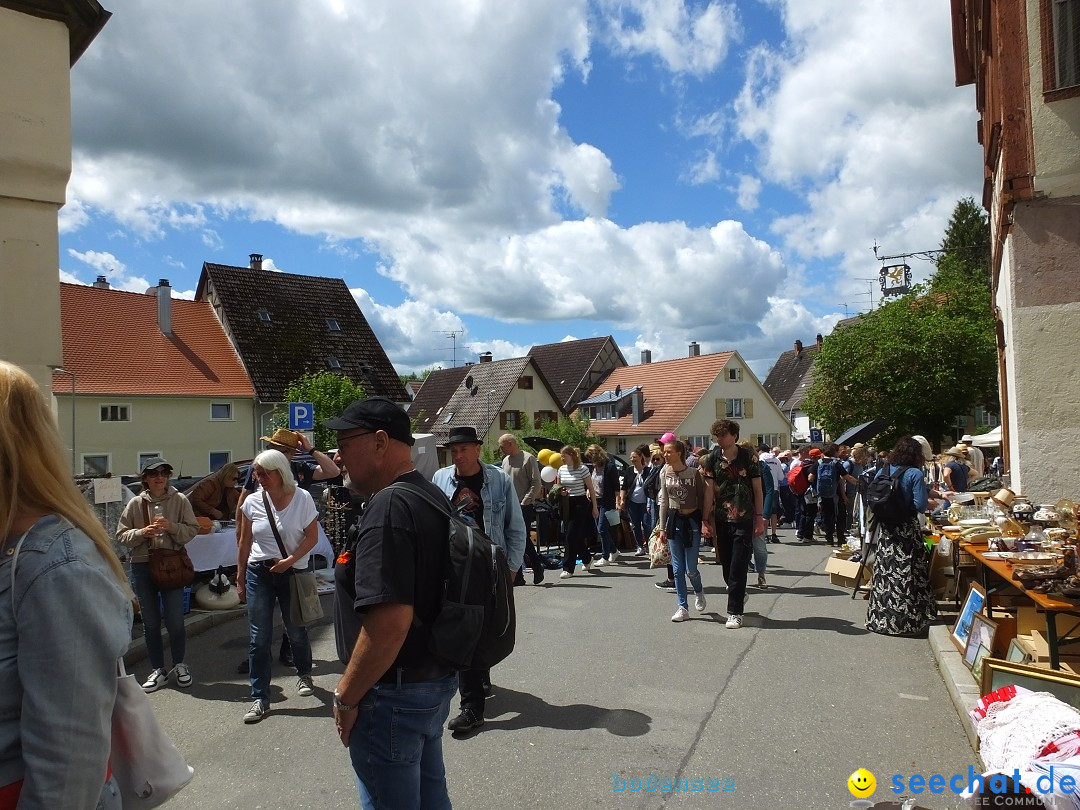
[451,470,486,533]
[333,470,449,671]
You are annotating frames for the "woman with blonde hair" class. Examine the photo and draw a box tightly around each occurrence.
[556,445,598,578]
[187,462,241,520]
[0,361,132,808]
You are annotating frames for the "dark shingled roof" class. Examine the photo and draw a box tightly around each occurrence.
[408,366,470,435]
[761,342,821,413]
[196,262,408,403]
[527,336,627,412]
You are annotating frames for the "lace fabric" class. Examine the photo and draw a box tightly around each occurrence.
[978,691,1080,772]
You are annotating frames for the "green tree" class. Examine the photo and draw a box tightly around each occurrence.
[531,412,603,454]
[270,372,367,450]
[399,366,438,387]
[802,198,996,449]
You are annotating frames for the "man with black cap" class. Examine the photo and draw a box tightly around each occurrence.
[432,425,525,735]
[327,397,459,809]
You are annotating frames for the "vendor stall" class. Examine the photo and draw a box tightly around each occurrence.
[185,523,334,572]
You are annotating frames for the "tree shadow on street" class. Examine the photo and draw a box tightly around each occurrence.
[476,686,651,737]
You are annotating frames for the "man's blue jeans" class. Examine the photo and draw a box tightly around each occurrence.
[667,515,702,610]
[349,673,458,810]
[130,562,186,671]
[245,562,312,704]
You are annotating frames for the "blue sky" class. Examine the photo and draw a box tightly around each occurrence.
[58,0,981,379]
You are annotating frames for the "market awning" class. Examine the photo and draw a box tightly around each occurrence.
[969,426,1001,447]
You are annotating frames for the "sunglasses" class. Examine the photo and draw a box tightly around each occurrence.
[145,469,171,478]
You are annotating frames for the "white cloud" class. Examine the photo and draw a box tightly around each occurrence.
[598,0,740,77]
[734,174,761,210]
[349,288,468,373]
[67,249,126,275]
[685,150,720,185]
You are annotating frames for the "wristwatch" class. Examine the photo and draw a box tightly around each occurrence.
[333,691,357,712]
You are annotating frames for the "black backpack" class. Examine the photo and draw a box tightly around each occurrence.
[865,465,915,527]
[388,482,516,671]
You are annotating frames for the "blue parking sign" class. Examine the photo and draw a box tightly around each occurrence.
[289,402,314,431]
[810,428,823,442]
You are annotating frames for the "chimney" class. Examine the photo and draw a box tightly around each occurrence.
[794,339,803,356]
[641,349,652,364]
[92,275,109,289]
[478,352,493,363]
[689,341,700,357]
[631,389,644,425]
[154,279,172,335]
[816,333,823,347]
[249,253,263,270]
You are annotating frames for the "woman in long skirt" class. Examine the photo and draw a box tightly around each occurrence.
[866,436,937,636]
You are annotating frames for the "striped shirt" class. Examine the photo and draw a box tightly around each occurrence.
[558,464,591,497]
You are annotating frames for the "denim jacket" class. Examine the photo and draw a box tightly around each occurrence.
[432,464,526,572]
[0,515,132,808]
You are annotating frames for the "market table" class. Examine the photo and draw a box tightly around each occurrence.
[185,524,334,572]
[961,540,1080,670]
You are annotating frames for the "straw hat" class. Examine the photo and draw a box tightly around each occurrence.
[941,446,966,460]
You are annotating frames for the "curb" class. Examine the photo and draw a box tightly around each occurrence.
[928,624,982,754]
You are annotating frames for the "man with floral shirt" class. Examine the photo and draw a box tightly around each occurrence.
[702,419,765,629]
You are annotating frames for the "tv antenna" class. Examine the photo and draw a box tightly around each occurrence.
[433,329,464,367]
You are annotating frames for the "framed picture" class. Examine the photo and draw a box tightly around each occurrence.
[964,613,998,670]
[981,659,1080,710]
[951,582,987,654]
[1006,639,1030,664]
[972,646,992,681]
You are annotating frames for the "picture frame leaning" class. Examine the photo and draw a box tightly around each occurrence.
[980,659,1080,711]
[952,581,987,654]
[963,612,998,670]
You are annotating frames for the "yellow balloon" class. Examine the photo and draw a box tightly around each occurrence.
[537,449,552,465]
[547,454,562,469]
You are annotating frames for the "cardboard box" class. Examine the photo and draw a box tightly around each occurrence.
[825,556,871,587]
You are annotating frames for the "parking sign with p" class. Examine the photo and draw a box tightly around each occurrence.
[289,402,314,431]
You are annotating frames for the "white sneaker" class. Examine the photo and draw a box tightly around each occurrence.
[172,663,192,688]
[559,570,574,579]
[671,607,690,622]
[297,675,314,697]
[141,668,168,693]
[243,700,269,724]
[725,614,744,629]
[593,557,607,568]
[609,550,620,562]
[583,560,595,572]
[694,593,707,612]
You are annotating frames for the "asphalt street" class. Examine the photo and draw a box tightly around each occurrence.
[144,524,978,809]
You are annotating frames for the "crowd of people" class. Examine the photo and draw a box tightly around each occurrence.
[0,354,1005,809]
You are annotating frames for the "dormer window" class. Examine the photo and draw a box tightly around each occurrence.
[326,318,341,332]
[327,356,342,370]
[257,309,271,322]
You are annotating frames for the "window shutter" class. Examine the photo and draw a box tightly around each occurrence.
[715,399,725,418]
[744,398,753,419]
[499,412,507,429]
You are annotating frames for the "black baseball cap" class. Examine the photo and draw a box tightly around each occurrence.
[324,397,415,446]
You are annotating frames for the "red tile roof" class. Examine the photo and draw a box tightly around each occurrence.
[582,352,734,436]
[53,284,255,397]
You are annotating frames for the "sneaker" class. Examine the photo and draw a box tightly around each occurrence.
[583,560,595,572]
[447,708,484,734]
[694,592,707,612]
[654,580,676,592]
[609,550,620,562]
[173,663,192,688]
[297,675,314,697]
[141,668,168,693]
[559,570,574,579]
[671,607,690,622]
[770,534,781,544]
[244,700,269,724]
[757,573,768,588]
[725,614,744,630]
[593,557,607,568]
[635,547,647,557]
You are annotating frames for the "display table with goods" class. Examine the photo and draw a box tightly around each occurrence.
[185,522,335,572]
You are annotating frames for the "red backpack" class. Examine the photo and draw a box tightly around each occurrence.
[787,461,810,496]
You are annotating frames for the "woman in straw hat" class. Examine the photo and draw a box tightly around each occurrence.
[0,361,133,807]
[941,446,970,493]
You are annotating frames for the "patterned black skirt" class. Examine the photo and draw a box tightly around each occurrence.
[865,518,937,636]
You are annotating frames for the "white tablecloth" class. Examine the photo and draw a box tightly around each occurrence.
[185,525,334,572]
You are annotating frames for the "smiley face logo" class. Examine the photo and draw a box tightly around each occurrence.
[847,768,876,798]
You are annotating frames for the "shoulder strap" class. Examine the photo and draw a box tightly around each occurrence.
[261,491,290,558]
[386,481,454,519]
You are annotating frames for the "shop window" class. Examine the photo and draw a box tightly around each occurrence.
[100,404,130,422]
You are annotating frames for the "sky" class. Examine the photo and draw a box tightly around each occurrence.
[58,0,981,380]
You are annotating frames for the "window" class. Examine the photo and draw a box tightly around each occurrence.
[210,403,232,420]
[327,356,342,370]
[617,438,627,454]
[443,411,454,424]
[100,404,129,422]
[975,406,1001,428]
[518,376,533,389]
[1042,0,1080,97]
[533,410,558,428]
[82,454,109,475]
[209,451,231,472]
[687,435,711,451]
[257,309,271,322]
[501,410,521,430]
[725,398,744,419]
[325,318,341,332]
[138,452,161,471]
[727,368,742,382]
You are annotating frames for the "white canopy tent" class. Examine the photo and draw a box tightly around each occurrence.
[970,426,1002,447]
